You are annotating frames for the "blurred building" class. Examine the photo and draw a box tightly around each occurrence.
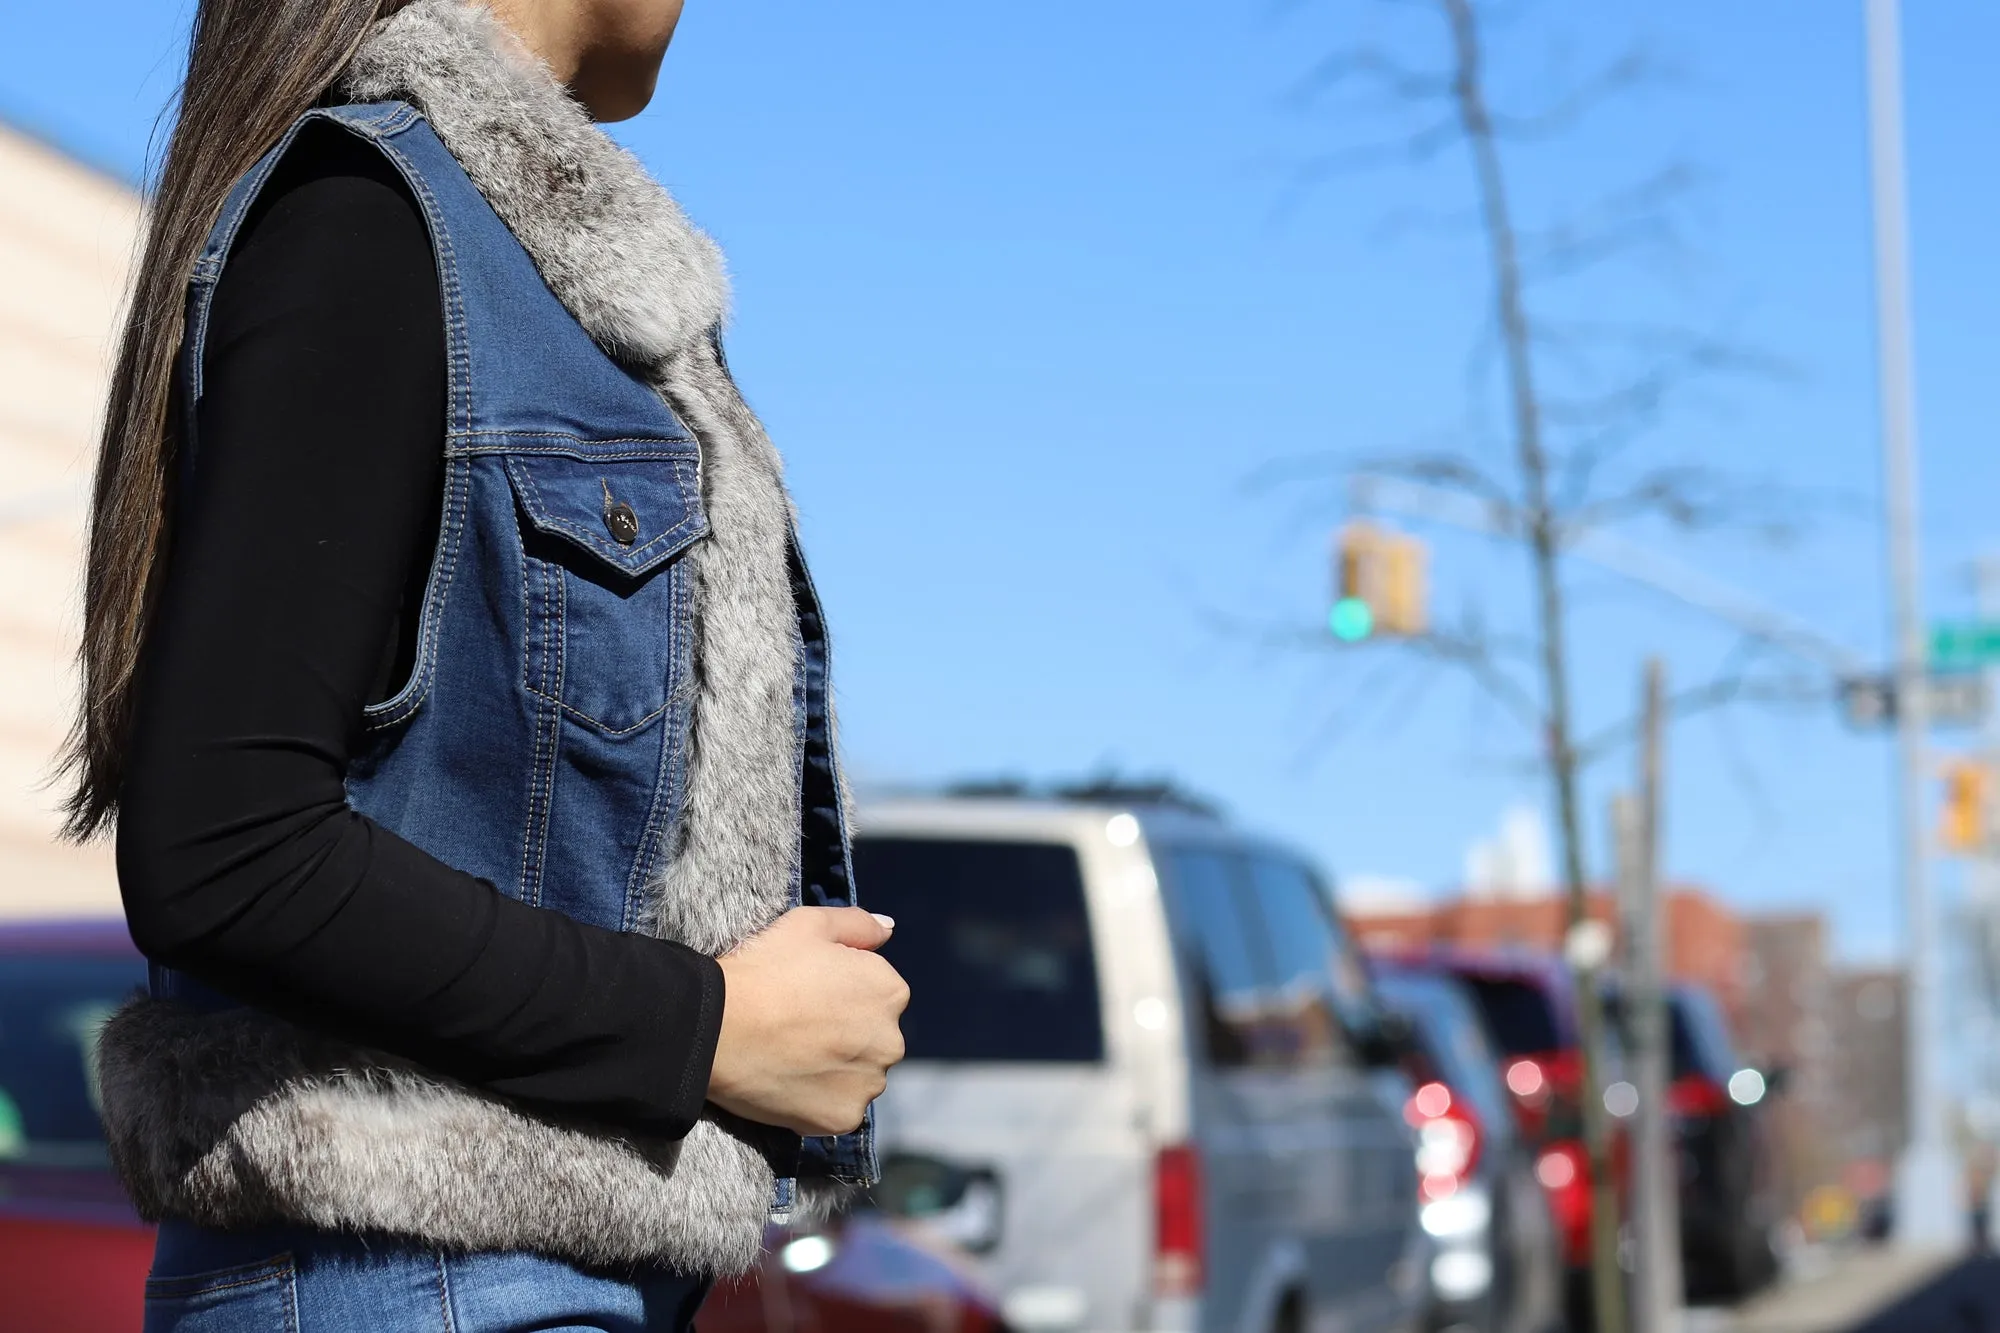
[0,117,140,917]
[1737,914,1839,1218]
[1823,968,1909,1198]
[1345,882,1747,1012]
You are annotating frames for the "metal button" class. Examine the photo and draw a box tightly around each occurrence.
[602,480,640,546]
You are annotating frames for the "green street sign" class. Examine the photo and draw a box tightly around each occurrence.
[1932,622,2000,668]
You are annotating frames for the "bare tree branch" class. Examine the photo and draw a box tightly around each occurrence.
[1352,451,1525,526]
[1572,665,1825,769]
[1515,163,1705,285]
[1556,466,1811,546]
[1486,45,1666,140]
[1284,46,1455,110]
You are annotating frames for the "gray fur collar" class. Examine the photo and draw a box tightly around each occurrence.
[94,0,838,1275]
[345,0,728,368]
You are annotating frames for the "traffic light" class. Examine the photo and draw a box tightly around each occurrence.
[1381,535,1428,638]
[1941,759,1992,853]
[1331,523,1428,641]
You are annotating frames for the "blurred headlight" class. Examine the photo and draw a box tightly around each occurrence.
[1728,1069,1767,1106]
[1420,1191,1492,1240]
[1431,1250,1494,1300]
[779,1234,836,1273]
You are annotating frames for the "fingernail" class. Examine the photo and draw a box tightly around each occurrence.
[871,913,896,931]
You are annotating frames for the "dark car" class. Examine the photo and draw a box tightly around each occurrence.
[1659,985,1781,1300]
[0,917,1009,1333]
[1596,980,1783,1301]
[1374,962,1565,1333]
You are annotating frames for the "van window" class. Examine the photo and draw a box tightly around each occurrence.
[0,956,143,1168]
[851,837,1105,1062]
[1670,988,1739,1081]
[1243,857,1353,1067]
[1458,976,1562,1057]
[1160,849,1268,1068]
[1376,972,1516,1142]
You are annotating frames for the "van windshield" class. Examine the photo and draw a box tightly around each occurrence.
[851,836,1105,1063]
[1457,975,1562,1057]
[0,956,143,1168]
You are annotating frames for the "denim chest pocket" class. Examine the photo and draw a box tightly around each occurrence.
[506,447,707,734]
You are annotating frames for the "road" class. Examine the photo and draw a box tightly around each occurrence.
[1683,1246,2000,1333]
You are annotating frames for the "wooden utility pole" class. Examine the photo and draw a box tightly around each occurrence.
[1436,2,1623,1325]
[1619,660,1683,1333]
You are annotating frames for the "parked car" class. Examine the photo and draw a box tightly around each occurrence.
[0,918,1008,1333]
[1645,985,1783,1301]
[855,789,1427,1333]
[1378,947,1618,1324]
[1373,961,1565,1333]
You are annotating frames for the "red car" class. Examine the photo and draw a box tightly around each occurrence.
[0,918,1006,1333]
[1372,946,1627,1323]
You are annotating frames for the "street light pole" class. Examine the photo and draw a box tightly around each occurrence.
[1865,0,1958,1246]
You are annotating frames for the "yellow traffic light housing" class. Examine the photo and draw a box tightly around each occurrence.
[1941,759,1992,853]
[1331,523,1428,641]
[1381,535,1428,637]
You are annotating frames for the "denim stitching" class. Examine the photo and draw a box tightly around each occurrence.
[504,456,706,571]
[448,432,697,452]
[359,117,472,437]
[525,559,562,906]
[514,538,538,899]
[619,559,694,929]
[545,694,675,736]
[621,692,675,932]
[143,1254,294,1299]
[185,117,310,401]
[309,109,472,438]
[433,1251,458,1333]
[517,557,558,905]
[363,457,468,731]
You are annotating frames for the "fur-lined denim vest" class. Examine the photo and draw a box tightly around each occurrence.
[96,0,872,1278]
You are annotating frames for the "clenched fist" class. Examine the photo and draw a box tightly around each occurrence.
[707,906,909,1136]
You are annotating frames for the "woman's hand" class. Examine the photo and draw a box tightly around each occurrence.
[707,906,909,1136]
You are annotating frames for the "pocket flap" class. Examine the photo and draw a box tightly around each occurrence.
[506,451,706,578]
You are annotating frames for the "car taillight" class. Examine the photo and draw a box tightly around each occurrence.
[1154,1144,1203,1298]
[1666,1074,1730,1119]
[1504,1050,1581,1144]
[1534,1141,1593,1267]
[1404,1081,1483,1201]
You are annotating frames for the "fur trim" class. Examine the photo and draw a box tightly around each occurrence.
[95,0,847,1274]
[98,1000,772,1273]
[343,0,728,367]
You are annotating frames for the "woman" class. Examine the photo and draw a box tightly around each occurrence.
[61,0,908,1327]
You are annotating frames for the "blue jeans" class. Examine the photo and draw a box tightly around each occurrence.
[142,1221,711,1332]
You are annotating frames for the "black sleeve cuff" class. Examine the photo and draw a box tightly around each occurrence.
[663,941,726,1134]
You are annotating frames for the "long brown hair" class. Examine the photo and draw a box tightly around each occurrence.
[59,0,407,839]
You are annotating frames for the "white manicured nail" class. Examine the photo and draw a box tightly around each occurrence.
[871,913,896,931]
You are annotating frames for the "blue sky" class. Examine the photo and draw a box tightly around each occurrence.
[6,1,1996,963]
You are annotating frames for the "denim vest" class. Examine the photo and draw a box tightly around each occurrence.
[135,99,870,1250]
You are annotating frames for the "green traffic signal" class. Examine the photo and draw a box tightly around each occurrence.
[1329,597,1374,643]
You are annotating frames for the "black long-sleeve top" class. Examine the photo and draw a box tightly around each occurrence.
[116,122,725,1139]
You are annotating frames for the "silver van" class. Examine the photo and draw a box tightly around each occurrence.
[855,792,1427,1333]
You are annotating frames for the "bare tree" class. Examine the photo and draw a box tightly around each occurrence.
[1268,4,1818,1329]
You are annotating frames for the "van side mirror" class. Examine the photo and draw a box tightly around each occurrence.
[869,1152,1004,1254]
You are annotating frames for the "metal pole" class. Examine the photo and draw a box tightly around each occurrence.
[1974,556,2000,1247]
[1622,662,1683,1332]
[1866,0,1958,1247]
